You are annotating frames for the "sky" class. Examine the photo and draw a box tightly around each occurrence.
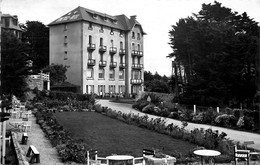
[1,0,260,76]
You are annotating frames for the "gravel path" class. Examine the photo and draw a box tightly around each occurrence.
[8,115,80,165]
[97,99,260,151]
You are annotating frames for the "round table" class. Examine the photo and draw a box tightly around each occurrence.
[106,155,134,165]
[193,149,221,165]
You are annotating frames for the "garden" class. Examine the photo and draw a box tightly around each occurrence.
[132,92,260,133]
[28,90,239,164]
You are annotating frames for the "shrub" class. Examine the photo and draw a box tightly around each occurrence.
[215,114,236,128]
[142,104,156,114]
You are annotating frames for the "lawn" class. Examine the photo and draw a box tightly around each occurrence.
[54,112,197,157]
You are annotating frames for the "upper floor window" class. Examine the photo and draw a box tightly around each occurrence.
[132,43,135,50]
[64,36,68,46]
[120,42,123,49]
[110,28,114,35]
[137,33,140,40]
[132,32,135,39]
[100,26,104,33]
[88,22,93,30]
[87,67,94,79]
[64,24,68,31]
[100,38,103,46]
[111,40,114,47]
[64,51,68,60]
[138,44,140,51]
[89,35,92,44]
[120,31,123,37]
[99,69,105,79]
[13,19,18,26]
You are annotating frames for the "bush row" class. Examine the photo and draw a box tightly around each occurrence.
[132,93,259,131]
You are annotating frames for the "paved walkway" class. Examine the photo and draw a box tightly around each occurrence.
[97,99,260,150]
[8,115,80,165]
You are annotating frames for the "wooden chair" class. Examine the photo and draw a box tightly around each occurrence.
[21,121,32,132]
[243,141,260,161]
[86,150,106,165]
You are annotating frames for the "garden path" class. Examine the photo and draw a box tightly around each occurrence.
[7,115,80,165]
[97,99,260,151]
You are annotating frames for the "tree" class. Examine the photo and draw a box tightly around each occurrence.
[42,64,68,86]
[21,21,49,72]
[144,71,170,93]
[169,1,259,107]
[1,32,32,98]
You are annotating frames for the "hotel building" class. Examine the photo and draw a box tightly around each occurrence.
[49,7,146,96]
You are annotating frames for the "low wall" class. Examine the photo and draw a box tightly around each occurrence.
[11,132,30,165]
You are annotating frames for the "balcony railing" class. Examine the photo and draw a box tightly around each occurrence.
[119,63,126,69]
[132,64,143,70]
[99,60,107,67]
[131,79,143,84]
[138,51,143,57]
[110,62,117,68]
[131,50,139,56]
[109,47,117,54]
[99,45,107,53]
[88,59,96,66]
[119,49,126,55]
[87,43,96,51]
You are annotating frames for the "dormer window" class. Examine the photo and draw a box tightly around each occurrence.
[88,22,93,30]
[110,28,114,35]
[113,19,118,24]
[93,13,98,19]
[137,33,141,40]
[104,16,108,22]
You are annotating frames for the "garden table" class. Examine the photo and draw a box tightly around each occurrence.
[106,155,134,165]
[193,149,221,165]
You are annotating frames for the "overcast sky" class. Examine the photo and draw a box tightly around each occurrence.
[1,0,260,76]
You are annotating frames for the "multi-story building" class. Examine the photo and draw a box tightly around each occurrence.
[1,14,22,38]
[49,7,146,96]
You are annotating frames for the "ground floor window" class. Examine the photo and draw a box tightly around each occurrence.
[118,85,125,94]
[131,85,141,94]
[87,67,94,79]
[109,85,116,94]
[98,85,105,96]
[109,69,115,80]
[86,85,94,94]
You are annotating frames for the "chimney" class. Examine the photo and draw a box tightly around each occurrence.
[130,15,137,20]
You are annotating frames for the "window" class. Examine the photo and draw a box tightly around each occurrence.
[98,85,105,95]
[13,19,18,26]
[120,31,123,37]
[132,32,135,39]
[119,70,124,80]
[138,44,140,51]
[132,57,135,64]
[109,85,115,93]
[119,85,125,94]
[64,51,68,60]
[100,53,103,61]
[111,40,114,47]
[120,42,123,49]
[109,69,115,80]
[100,38,103,46]
[88,22,93,30]
[132,70,141,79]
[93,13,98,19]
[64,36,68,46]
[89,35,92,44]
[120,55,124,63]
[137,33,140,40]
[99,26,104,33]
[110,55,114,62]
[88,52,92,59]
[138,57,141,64]
[87,67,94,79]
[104,17,108,22]
[110,28,114,35]
[86,85,94,94]
[132,43,135,50]
[99,69,105,79]
[64,24,68,31]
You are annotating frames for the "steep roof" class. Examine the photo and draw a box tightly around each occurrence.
[48,6,146,34]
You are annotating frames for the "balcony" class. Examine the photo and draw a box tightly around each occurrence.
[99,45,107,53]
[119,49,126,55]
[138,51,143,57]
[109,47,117,55]
[131,50,139,56]
[132,63,143,70]
[119,63,126,69]
[110,62,117,68]
[88,59,96,66]
[87,43,96,51]
[99,60,107,67]
[131,79,143,84]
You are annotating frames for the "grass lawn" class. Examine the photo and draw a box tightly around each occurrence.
[54,112,196,157]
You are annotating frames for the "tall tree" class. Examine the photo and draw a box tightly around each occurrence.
[21,21,49,72]
[169,1,259,107]
[42,64,68,86]
[1,32,32,98]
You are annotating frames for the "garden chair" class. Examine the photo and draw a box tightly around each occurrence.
[86,150,105,165]
[243,141,260,161]
[234,145,250,165]
[21,121,32,132]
